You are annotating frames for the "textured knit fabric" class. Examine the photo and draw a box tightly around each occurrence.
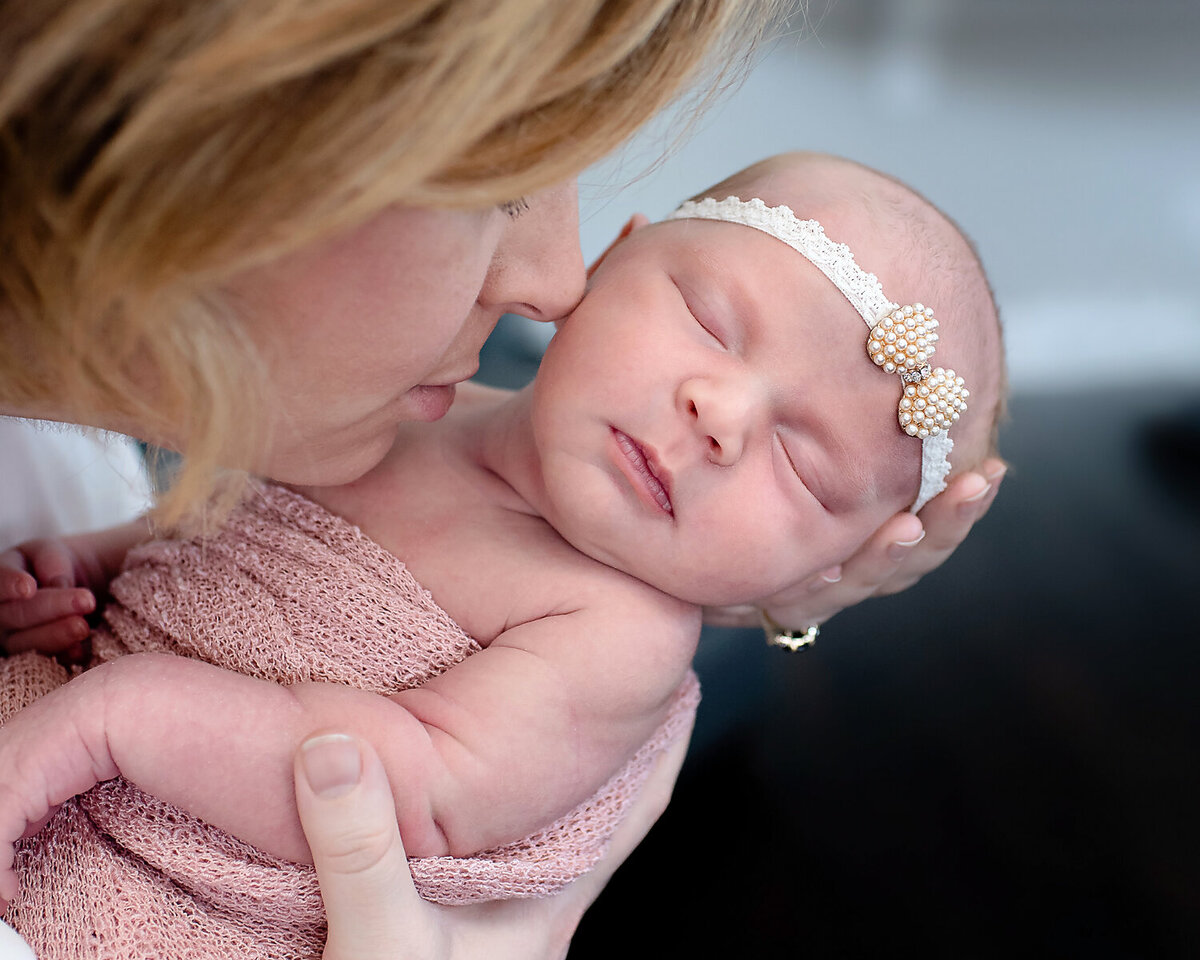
[0,482,700,960]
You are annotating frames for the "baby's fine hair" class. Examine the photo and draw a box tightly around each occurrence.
[860,166,1007,465]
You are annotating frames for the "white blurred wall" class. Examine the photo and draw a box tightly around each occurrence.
[566,0,1200,394]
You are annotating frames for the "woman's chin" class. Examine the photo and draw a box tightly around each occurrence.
[257,386,458,485]
[259,431,393,487]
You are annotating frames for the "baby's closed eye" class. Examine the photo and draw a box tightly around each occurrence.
[773,432,833,513]
[672,277,728,349]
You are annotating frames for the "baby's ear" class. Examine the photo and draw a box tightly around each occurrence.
[587,213,651,278]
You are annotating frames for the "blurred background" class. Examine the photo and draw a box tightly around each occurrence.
[477,1,1200,956]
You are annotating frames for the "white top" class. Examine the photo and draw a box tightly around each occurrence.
[1,418,153,544]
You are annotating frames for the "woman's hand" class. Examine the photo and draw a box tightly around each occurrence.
[295,725,689,960]
[704,458,1007,630]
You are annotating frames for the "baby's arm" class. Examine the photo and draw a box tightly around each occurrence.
[0,588,697,896]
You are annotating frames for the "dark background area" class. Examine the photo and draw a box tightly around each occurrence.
[480,323,1200,958]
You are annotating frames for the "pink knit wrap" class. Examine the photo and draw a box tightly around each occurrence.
[0,483,699,960]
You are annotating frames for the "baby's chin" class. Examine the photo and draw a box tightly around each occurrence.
[648,569,823,613]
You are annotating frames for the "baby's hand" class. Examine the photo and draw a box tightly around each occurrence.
[0,538,98,658]
[0,670,114,908]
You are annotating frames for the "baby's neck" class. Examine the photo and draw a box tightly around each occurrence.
[455,382,549,520]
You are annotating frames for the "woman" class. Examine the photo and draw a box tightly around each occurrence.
[0,1,1003,957]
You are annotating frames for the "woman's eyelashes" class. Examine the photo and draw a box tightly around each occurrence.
[498,197,530,219]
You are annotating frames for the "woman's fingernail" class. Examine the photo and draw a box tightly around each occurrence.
[888,530,926,561]
[957,481,994,519]
[986,463,1008,483]
[964,481,993,503]
[74,593,95,614]
[808,566,842,592]
[300,734,362,798]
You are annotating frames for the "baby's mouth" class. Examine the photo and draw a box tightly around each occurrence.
[613,428,673,516]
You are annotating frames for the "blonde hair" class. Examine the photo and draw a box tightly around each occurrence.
[0,0,783,522]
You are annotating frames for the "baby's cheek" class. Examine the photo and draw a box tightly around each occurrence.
[714,517,813,602]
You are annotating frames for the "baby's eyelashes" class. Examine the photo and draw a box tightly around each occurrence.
[694,314,724,348]
[775,433,803,481]
[773,432,834,513]
[673,277,728,349]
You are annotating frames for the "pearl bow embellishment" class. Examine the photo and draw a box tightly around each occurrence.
[664,197,969,512]
[866,303,968,440]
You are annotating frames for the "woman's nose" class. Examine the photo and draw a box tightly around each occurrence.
[482,181,587,323]
[679,376,759,466]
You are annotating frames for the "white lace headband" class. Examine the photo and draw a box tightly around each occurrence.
[665,196,968,513]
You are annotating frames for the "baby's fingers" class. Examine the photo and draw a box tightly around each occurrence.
[0,589,95,656]
[25,540,80,591]
[0,589,94,633]
[0,616,91,656]
[0,555,36,603]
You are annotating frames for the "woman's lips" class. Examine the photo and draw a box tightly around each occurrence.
[612,428,673,516]
[407,383,456,421]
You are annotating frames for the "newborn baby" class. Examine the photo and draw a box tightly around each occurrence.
[0,151,1005,959]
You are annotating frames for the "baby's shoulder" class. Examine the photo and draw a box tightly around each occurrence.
[509,535,700,650]
[439,509,697,650]
[480,538,700,717]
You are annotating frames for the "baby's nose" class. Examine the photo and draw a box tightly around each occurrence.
[679,377,757,466]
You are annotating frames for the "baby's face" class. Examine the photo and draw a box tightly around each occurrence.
[530,217,922,608]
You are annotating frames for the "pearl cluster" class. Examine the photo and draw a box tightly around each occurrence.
[898,367,968,438]
[866,303,939,374]
[865,303,970,440]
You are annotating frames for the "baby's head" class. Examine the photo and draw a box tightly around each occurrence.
[531,151,1005,609]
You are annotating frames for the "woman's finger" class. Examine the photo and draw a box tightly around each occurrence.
[840,512,925,592]
[759,512,922,628]
[294,733,440,960]
[874,461,1006,596]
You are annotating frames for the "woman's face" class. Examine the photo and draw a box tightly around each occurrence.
[226,183,585,485]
